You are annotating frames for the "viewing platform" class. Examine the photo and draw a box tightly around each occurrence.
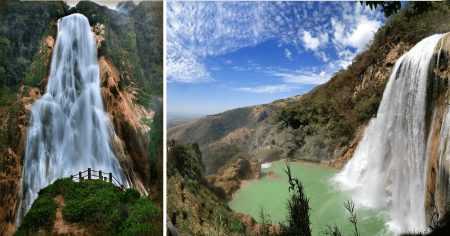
[71,168,125,192]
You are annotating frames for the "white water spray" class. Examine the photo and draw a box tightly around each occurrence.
[16,14,145,224]
[335,34,446,234]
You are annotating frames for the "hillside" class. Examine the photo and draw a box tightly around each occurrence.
[167,95,304,173]
[168,2,450,174]
[0,1,163,234]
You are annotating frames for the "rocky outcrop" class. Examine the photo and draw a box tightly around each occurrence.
[205,156,261,201]
[98,55,151,188]
[234,212,281,235]
[266,171,281,180]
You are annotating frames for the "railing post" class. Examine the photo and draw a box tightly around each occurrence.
[104,177,107,181]
[99,170,102,180]
[79,171,82,182]
[171,209,178,226]
[71,175,73,181]
[88,168,91,181]
[121,185,124,192]
[109,173,112,183]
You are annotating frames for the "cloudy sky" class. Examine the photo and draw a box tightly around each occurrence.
[167,1,387,115]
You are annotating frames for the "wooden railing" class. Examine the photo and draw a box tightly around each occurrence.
[167,209,180,236]
[71,168,125,192]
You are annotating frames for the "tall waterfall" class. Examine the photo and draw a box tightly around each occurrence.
[16,14,145,223]
[335,34,447,234]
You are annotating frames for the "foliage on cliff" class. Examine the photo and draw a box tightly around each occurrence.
[0,0,67,91]
[70,1,163,108]
[167,141,248,235]
[14,178,162,236]
[149,104,163,189]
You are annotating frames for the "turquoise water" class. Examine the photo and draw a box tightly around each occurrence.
[228,161,392,236]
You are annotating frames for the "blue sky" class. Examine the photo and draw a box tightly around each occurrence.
[167,1,386,115]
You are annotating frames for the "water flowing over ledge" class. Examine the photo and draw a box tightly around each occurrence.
[335,33,449,234]
[16,14,146,225]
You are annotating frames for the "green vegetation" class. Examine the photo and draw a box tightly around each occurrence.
[277,164,312,236]
[71,1,163,107]
[0,128,7,154]
[0,0,67,92]
[14,178,161,235]
[15,195,57,234]
[361,1,441,18]
[149,108,162,186]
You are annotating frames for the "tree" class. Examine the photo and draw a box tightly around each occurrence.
[360,1,435,18]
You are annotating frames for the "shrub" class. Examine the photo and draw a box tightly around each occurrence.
[15,178,161,235]
[123,188,141,204]
[14,195,57,235]
[279,164,312,236]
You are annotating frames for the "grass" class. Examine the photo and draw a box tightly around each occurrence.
[14,178,162,235]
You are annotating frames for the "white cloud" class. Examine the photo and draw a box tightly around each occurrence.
[167,56,214,83]
[301,31,320,50]
[285,48,292,60]
[235,84,300,93]
[267,69,331,85]
[167,1,385,83]
[331,4,382,53]
[223,59,233,65]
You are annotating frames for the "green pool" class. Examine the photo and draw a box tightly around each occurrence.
[228,161,392,236]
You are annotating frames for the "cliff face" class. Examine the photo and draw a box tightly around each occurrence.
[424,33,450,223]
[0,1,162,234]
[98,54,151,188]
[205,154,261,201]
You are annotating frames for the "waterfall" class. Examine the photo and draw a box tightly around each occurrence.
[335,34,446,234]
[16,14,145,224]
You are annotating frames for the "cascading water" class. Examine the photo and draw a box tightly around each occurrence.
[335,34,447,234]
[16,14,146,224]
